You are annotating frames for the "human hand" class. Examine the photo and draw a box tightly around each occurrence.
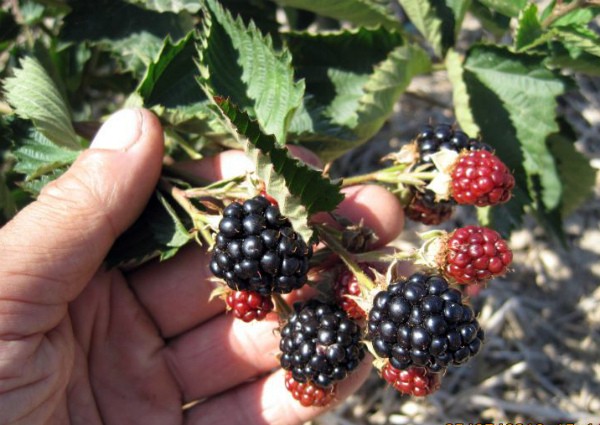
[0,109,404,424]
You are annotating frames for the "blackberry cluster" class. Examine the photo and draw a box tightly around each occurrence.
[367,272,484,373]
[210,196,312,295]
[406,124,491,224]
[280,300,366,389]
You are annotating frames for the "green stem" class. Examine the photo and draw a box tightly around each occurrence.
[541,0,589,28]
[340,164,435,188]
[158,178,215,246]
[272,293,293,320]
[315,224,375,291]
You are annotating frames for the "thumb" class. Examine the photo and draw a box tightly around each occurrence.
[0,108,164,306]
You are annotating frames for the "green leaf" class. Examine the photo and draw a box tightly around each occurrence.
[397,0,462,57]
[515,3,543,51]
[464,45,569,211]
[554,25,600,58]
[151,191,193,248]
[212,98,344,242]
[549,5,600,27]
[138,31,206,109]
[445,49,479,136]
[462,45,571,236]
[125,0,202,13]
[546,42,600,76]
[285,27,430,160]
[273,0,401,30]
[106,190,192,268]
[198,0,305,144]
[13,129,79,180]
[469,0,511,38]
[0,173,17,221]
[60,0,193,76]
[4,57,80,150]
[548,126,597,216]
[476,0,526,17]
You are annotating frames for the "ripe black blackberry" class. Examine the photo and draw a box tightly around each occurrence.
[279,300,366,389]
[210,196,312,295]
[367,272,484,373]
[406,124,491,224]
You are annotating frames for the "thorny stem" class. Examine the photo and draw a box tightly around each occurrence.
[315,223,376,291]
[541,0,596,28]
[158,178,215,246]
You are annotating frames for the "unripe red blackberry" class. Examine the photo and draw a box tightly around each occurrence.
[334,265,375,320]
[405,190,454,226]
[367,272,484,373]
[381,363,441,397]
[443,225,512,284]
[226,290,274,322]
[210,196,312,295]
[279,300,366,389]
[450,150,515,206]
[284,371,336,407]
[406,124,492,224]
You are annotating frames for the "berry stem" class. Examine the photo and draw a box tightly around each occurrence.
[341,165,437,188]
[315,224,376,291]
[272,293,293,319]
[158,178,215,246]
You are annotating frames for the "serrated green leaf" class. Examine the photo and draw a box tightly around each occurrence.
[554,25,600,58]
[398,0,455,57]
[197,0,305,144]
[212,98,344,242]
[515,3,543,51]
[477,0,526,17]
[546,41,600,76]
[106,190,192,268]
[548,128,597,216]
[152,191,193,248]
[549,5,600,27]
[469,0,511,38]
[138,31,206,109]
[354,44,431,138]
[60,0,193,76]
[20,168,69,196]
[4,57,80,150]
[13,129,79,180]
[125,0,202,13]
[464,45,569,211]
[274,0,401,30]
[285,27,429,160]
[445,48,480,136]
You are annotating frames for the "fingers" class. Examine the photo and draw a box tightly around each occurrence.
[164,314,281,402]
[183,357,373,425]
[0,109,164,333]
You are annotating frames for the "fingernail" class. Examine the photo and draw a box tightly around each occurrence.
[90,109,143,151]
